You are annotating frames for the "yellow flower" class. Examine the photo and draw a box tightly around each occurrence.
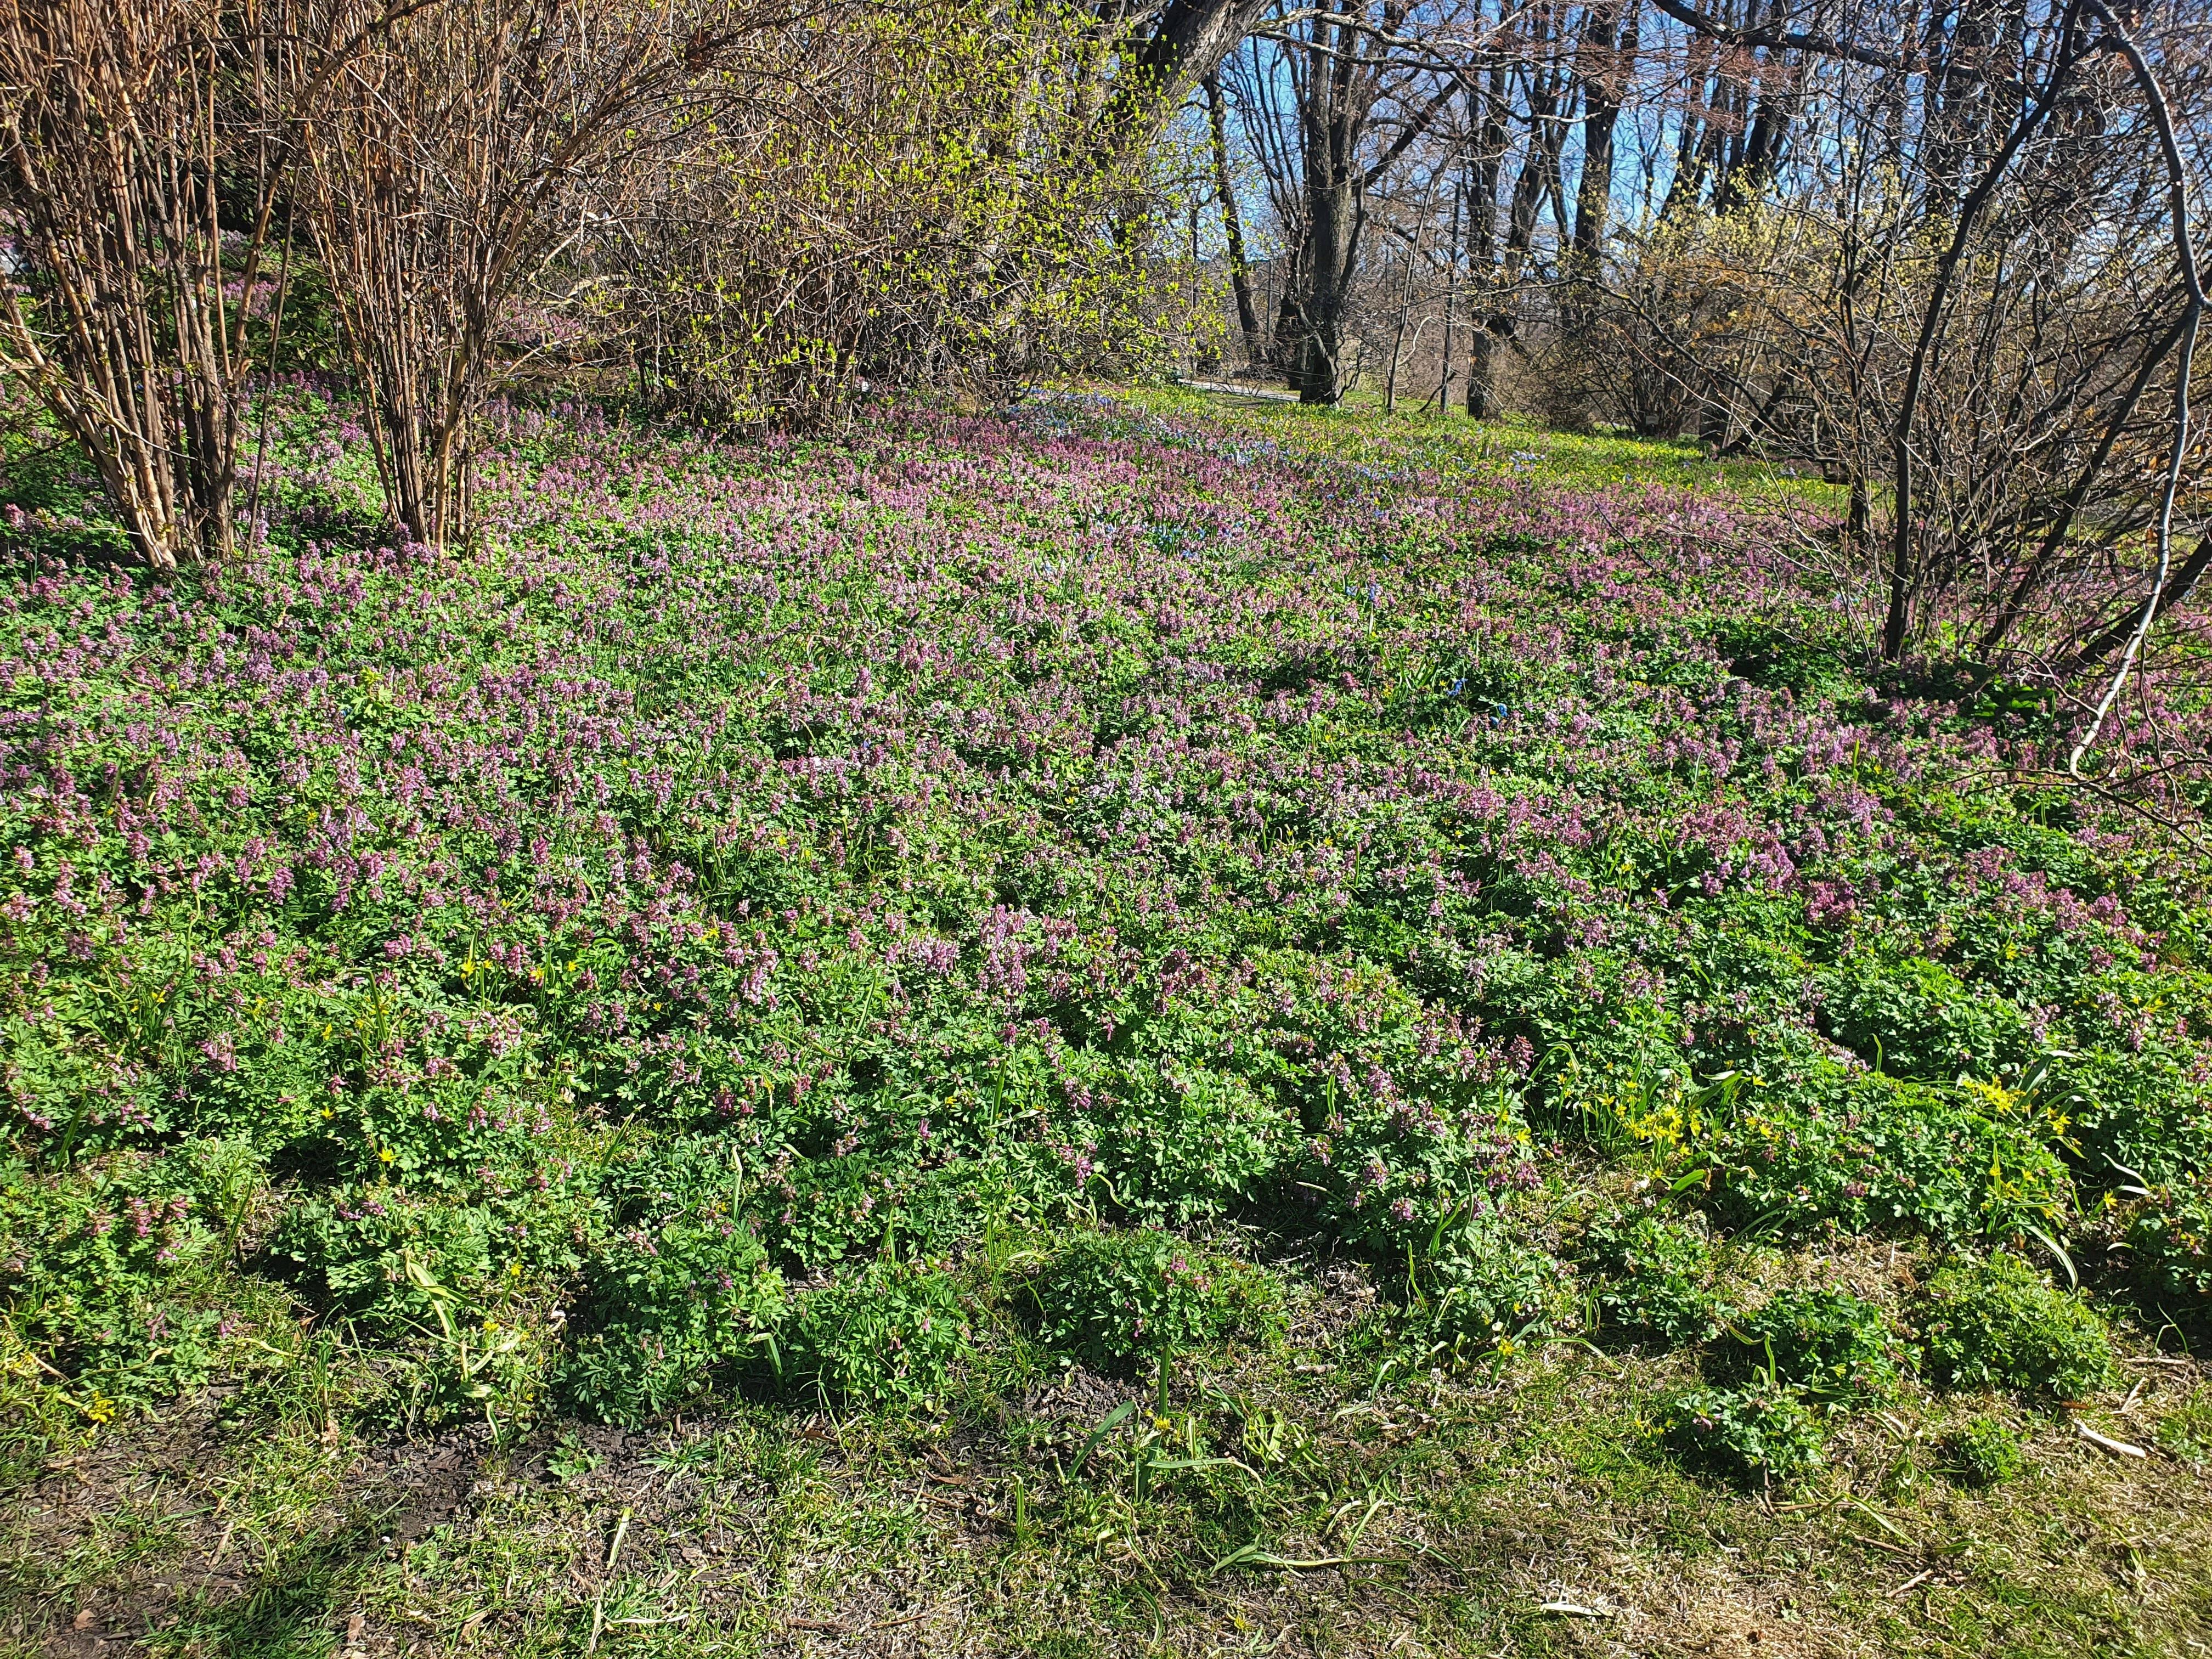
[378,1148,394,1164]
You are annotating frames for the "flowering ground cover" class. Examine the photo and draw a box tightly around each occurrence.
[2,387,2210,1655]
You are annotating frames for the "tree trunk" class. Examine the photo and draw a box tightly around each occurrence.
[1571,2,1637,261]
[1466,63,1506,419]
[1204,76,1263,365]
[1291,15,1365,404]
[1437,185,1459,411]
[1295,170,1361,402]
[1467,326,1500,419]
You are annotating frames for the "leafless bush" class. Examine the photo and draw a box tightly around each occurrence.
[1586,0,2208,671]
[0,0,287,568]
[283,0,766,550]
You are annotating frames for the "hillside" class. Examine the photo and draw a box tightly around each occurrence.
[3,387,2209,1656]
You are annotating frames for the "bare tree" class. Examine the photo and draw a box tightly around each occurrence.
[1570,0,2205,675]
[1205,74,1265,365]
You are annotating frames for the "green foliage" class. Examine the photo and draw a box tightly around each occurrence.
[5,385,2209,1472]
[1584,1211,1731,1346]
[778,1259,973,1410]
[1663,1380,1827,1485]
[0,1154,221,1419]
[1062,1056,1286,1226]
[268,1167,594,1342]
[1726,1286,1907,1404]
[1702,1068,2075,1245]
[557,1152,783,1426]
[1286,967,1541,1256]
[1028,1228,1282,1375]
[2114,1165,2212,1302]
[1825,953,2035,1082]
[1944,1413,2025,1486]
[1412,1220,1567,1356]
[608,0,1222,424]
[1918,1253,2114,1403]
[760,1154,1020,1272]
[2154,1391,2212,1465]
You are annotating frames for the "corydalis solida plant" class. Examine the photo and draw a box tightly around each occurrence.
[2,388,2207,1427]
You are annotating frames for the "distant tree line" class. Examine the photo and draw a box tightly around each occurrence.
[1206,0,2208,678]
[0,0,2203,706]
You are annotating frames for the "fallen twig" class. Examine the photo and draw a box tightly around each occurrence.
[1847,1532,1919,1558]
[2075,1421,2148,1459]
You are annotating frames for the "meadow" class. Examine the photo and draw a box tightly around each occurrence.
[2,384,2209,1656]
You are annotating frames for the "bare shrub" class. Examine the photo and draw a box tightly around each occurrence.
[286,0,754,549]
[1584,0,2208,672]
[600,0,1210,425]
[0,0,287,568]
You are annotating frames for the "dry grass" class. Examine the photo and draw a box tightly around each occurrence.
[5,1238,2208,1658]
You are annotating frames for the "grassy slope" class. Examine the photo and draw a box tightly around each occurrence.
[1,386,2208,1657]
[1130,383,1846,505]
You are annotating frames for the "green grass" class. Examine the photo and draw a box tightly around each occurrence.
[7,1233,2207,1656]
[1124,380,1848,509]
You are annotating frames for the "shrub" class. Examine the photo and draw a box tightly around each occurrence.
[1584,1212,1730,1346]
[1726,1286,1906,1404]
[1943,1414,2025,1486]
[1414,1222,1568,1356]
[1663,1380,1827,1485]
[1918,1252,2114,1402]
[1029,1229,1282,1376]
[779,1259,973,1410]
[0,1154,222,1419]
[558,1210,783,1427]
